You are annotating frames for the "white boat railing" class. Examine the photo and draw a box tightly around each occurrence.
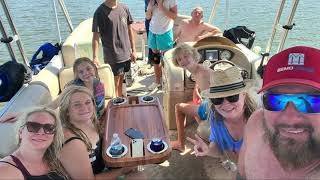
[208,0,220,25]
[57,0,74,32]
[0,0,28,65]
[265,0,300,54]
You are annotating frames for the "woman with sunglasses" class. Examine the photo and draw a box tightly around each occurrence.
[0,107,68,179]
[187,61,257,161]
[58,86,142,179]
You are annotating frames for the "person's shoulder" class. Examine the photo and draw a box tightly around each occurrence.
[63,128,75,139]
[181,19,190,24]
[0,157,23,179]
[67,79,84,87]
[62,130,87,150]
[94,3,106,14]
[93,77,103,85]
[118,3,130,12]
[246,108,263,130]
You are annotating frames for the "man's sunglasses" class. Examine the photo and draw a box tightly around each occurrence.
[263,93,320,114]
[210,94,240,105]
[25,121,56,134]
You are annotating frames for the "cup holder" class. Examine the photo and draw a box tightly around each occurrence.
[112,97,127,105]
[147,139,168,154]
[106,144,128,158]
[140,96,155,103]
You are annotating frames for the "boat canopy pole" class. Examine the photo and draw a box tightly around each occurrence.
[0,0,29,65]
[208,0,220,25]
[58,0,74,32]
[52,0,62,43]
[224,0,230,30]
[0,16,16,62]
[265,0,299,54]
[277,0,299,52]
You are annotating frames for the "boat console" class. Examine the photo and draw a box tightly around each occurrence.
[162,36,262,131]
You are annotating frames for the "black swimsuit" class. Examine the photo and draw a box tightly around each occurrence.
[0,155,65,180]
[63,136,105,174]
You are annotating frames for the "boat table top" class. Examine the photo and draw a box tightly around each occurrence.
[102,96,171,167]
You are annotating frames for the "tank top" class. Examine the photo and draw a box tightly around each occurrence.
[63,136,105,174]
[0,155,65,180]
[209,113,243,153]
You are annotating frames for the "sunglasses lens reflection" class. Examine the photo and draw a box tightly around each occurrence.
[263,93,320,113]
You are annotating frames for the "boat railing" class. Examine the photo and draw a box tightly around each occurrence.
[265,0,299,55]
[56,0,73,33]
[0,0,73,65]
[0,0,28,64]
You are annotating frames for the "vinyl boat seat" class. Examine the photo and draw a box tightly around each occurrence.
[59,64,116,100]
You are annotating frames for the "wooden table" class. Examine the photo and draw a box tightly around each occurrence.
[102,96,171,167]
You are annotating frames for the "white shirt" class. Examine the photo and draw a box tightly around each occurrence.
[149,0,177,34]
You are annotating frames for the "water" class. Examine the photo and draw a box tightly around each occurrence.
[110,133,123,155]
[0,0,319,63]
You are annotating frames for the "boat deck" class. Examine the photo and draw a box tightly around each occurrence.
[125,60,235,179]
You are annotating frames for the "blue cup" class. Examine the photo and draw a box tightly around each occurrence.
[150,139,164,152]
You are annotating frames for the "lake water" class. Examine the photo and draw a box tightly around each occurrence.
[0,0,319,63]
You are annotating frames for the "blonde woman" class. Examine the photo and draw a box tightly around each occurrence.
[0,107,67,179]
[187,61,257,161]
[58,86,142,179]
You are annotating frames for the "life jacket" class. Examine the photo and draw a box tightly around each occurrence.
[0,61,32,102]
[223,26,256,49]
[30,42,60,74]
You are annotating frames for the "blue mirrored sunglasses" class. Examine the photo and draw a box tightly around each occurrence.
[263,93,320,114]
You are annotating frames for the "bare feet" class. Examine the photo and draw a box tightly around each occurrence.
[171,140,185,152]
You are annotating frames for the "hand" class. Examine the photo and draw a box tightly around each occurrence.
[131,51,137,63]
[186,134,209,157]
[93,57,100,67]
[0,112,20,123]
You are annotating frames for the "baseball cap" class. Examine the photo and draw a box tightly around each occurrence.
[259,46,320,93]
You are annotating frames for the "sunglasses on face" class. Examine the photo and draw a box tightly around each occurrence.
[210,94,240,105]
[25,121,56,134]
[263,93,320,114]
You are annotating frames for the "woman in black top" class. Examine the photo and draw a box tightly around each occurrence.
[0,107,68,180]
[58,86,139,179]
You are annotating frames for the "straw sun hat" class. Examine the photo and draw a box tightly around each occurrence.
[201,60,254,98]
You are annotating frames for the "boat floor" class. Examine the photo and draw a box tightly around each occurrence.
[125,60,235,179]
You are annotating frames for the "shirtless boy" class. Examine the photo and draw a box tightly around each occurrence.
[170,43,211,151]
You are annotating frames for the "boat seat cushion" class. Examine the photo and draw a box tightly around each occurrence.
[59,64,115,99]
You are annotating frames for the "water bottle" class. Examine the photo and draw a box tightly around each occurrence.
[110,133,123,155]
